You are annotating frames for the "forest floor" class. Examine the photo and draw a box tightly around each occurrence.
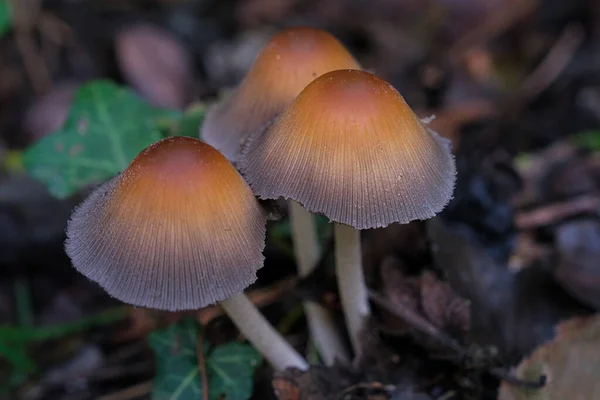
[1,0,600,399]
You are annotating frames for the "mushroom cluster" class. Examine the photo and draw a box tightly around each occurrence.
[65,26,456,374]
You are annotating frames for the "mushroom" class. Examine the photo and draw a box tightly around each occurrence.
[65,136,308,371]
[202,26,359,364]
[200,26,360,163]
[239,69,457,355]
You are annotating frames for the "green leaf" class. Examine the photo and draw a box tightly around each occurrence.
[0,0,12,38]
[170,102,205,137]
[150,319,202,400]
[0,341,36,385]
[0,307,128,343]
[150,319,262,400]
[22,80,181,199]
[572,130,600,152]
[0,307,127,393]
[208,343,262,400]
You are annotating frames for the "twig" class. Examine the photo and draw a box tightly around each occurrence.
[448,0,540,66]
[197,277,297,325]
[96,381,153,400]
[515,194,600,229]
[197,328,209,400]
[461,23,585,148]
[509,24,585,111]
[9,0,51,95]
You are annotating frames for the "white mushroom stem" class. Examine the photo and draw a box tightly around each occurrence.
[334,223,370,355]
[289,201,349,365]
[220,292,309,371]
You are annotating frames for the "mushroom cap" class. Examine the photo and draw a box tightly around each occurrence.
[239,69,456,229]
[201,26,360,162]
[65,136,267,311]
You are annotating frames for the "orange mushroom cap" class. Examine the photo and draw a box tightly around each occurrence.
[65,136,267,311]
[201,27,360,162]
[239,69,456,229]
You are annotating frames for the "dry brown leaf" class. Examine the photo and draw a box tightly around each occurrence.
[380,257,470,337]
[116,24,194,109]
[273,375,301,400]
[272,367,354,400]
[420,271,471,335]
[498,314,600,400]
[24,81,79,142]
[554,220,600,309]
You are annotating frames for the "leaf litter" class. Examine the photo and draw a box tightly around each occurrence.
[2,0,600,399]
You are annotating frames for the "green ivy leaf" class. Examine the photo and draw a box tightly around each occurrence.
[0,0,12,38]
[170,103,205,137]
[149,319,262,400]
[208,343,262,400]
[22,80,181,199]
[572,130,600,152]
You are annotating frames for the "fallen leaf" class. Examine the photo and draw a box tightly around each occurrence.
[554,219,600,309]
[0,0,12,38]
[381,256,420,331]
[236,0,299,27]
[272,374,301,400]
[497,314,600,400]
[23,81,79,142]
[149,318,262,400]
[22,80,181,198]
[379,256,470,338]
[420,271,471,336]
[272,366,355,400]
[116,24,195,110]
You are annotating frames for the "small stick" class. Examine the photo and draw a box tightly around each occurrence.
[9,0,51,94]
[502,24,585,119]
[96,381,153,400]
[512,24,584,107]
[448,0,540,65]
[197,277,297,325]
[197,328,209,400]
[515,194,600,229]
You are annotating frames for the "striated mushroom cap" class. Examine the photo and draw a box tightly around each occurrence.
[239,69,456,229]
[65,136,267,311]
[201,27,360,162]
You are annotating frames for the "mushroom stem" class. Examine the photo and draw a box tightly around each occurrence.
[289,201,320,277]
[288,201,350,365]
[220,292,309,371]
[334,223,370,355]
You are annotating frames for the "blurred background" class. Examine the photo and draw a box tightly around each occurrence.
[1,0,600,399]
